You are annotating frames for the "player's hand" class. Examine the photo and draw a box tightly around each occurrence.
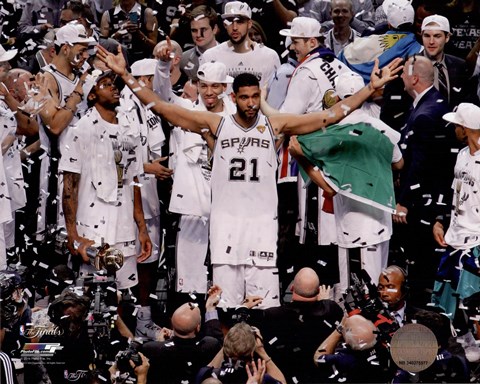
[369,57,403,90]
[96,45,128,77]
[433,221,448,247]
[288,136,304,159]
[69,236,95,264]
[148,157,173,180]
[137,229,152,262]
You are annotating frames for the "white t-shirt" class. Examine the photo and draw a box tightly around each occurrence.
[59,107,143,245]
[120,86,165,219]
[333,109,402,248]
[445,147,480,249]
[169,97,236,218]
[200,41,280,87]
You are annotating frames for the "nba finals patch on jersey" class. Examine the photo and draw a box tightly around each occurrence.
[257,125,266,133]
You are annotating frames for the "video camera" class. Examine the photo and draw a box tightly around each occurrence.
[343,269,400,343]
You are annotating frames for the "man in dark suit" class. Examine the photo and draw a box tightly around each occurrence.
[420,14,477,108]
[393,55,455,307]
[241,268,344,383]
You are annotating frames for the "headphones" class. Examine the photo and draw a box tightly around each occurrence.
[384,265,409,298]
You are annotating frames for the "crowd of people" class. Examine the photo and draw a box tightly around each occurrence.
[0,0,480,382]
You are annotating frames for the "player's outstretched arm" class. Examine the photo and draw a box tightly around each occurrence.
[96,45,221,134]
[272,58,404,136]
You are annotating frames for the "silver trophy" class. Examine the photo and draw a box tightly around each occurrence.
[56,230,125,273]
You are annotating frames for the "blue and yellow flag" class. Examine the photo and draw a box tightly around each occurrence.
[338,31,422,83]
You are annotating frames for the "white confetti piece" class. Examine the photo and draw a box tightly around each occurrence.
[268,337,278,345]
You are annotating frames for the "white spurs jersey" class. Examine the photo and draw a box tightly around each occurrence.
[210,114,278,266]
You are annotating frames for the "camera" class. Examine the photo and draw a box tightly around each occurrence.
[115,341,142,374]
[343,269,399,343]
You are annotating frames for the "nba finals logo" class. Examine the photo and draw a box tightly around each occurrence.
[20,324,64,339]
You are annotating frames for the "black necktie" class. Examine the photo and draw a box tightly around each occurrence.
[434,62,449,102]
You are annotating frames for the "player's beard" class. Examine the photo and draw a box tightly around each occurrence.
[237,105,258,121]
[230,31,247,46]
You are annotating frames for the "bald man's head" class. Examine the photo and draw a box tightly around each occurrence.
[343,315,378,351]
[292,267,320,300]
[401,55,434,97]
[5,69,34,102]
[171,303,201,338]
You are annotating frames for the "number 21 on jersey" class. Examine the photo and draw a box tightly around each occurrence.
[229,158,260,182]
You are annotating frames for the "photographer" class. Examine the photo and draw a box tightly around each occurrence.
[141,285,223,383]
[42,288,94,383]
[313,314,394,383]
[196,322,287,384]
[227,268,344,383]
[0,269,28,384]
[109,350,150,384]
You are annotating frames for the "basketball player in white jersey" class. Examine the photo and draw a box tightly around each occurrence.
[97,44,402,308]
[155,39,236,301]
[37,23,94,251]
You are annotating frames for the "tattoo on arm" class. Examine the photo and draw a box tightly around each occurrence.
[63,172,80,235]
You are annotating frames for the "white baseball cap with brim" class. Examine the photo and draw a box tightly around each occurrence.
[0,45,18,62]
[131,59,157,76]
[443,103,480,130]
[83,69,115,97]
[280,17,322,38]
[335,72,365,99]
[421,15,450,33]
[55,23,96,46]
[197,62,234,84]
[222,1,252,19]
[386,0,414,29]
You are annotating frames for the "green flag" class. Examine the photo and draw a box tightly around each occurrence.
[298,122,396,213]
